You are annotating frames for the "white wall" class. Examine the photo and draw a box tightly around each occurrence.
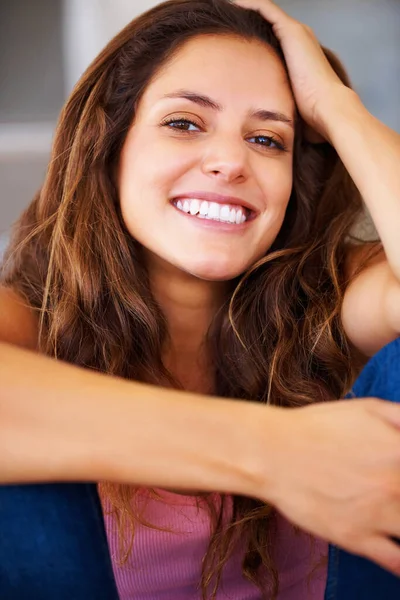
[63,0,157,94]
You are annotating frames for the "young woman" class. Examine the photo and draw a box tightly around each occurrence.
[1,0,400,598]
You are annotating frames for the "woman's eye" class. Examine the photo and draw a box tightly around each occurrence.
[161,120,288,152]
[248,135,287,152]
[162,118,201,132]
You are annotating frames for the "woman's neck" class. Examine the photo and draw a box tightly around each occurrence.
[147,258,227,394]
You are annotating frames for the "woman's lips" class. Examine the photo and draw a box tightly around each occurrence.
[170,200,254,231]
[172,191,259,216]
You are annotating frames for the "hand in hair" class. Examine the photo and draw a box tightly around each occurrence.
[233,0,346,143]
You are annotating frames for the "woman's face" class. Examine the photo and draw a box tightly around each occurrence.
[118,34,295,281]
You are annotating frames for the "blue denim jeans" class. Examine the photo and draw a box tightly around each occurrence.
[0,483,119,599]
[1,338,400,599]
[324,336,400,599]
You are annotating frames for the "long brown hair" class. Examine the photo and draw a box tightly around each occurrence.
[1,0,373,597]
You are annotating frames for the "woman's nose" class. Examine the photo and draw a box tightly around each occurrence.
[200,137,248,183]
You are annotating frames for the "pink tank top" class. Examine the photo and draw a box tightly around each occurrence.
[102,487,327,599]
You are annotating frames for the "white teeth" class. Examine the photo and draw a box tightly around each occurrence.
[219,205,231,222]
[208,202,220,219]
[175,198,249,224]
[199,201,208,216]
[189,199,200,215]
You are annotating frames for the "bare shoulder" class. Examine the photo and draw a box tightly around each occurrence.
[0,286,40,350]
[342,241,400,357]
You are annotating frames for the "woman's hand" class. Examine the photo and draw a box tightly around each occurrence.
[233,0,348,142]
[256,398,400,576]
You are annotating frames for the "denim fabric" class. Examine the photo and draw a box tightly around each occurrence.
[0,483,119,599]
[325,336,400,600]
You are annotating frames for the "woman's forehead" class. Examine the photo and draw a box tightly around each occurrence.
[140,34,295,117]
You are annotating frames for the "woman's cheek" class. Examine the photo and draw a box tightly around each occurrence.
[264,165,293,212]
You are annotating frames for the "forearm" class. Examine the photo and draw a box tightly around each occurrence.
[321,86,400,279]
[0,341,272,497]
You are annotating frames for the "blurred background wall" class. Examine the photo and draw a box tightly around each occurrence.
[1,0,399,254]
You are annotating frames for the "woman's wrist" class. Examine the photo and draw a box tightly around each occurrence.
[240,403,290,503]
[315,85,362,145]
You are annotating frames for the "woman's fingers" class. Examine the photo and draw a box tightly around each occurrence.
[233,0,294,27]
[368,397,400,430]
[359,536,400,577]
[259,398,400,573]
[232,0,346,139]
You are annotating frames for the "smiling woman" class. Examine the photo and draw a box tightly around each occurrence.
[1,1,400,600]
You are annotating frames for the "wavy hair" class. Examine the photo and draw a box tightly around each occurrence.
[1,0,375,597]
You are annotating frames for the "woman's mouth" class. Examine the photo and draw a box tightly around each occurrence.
[171,198,255,225]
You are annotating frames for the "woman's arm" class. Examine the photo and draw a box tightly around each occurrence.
[320,90,400,354]
[341,243,400,356]
[0,286,267,491]
[0,339,268,494]
[321,89,400,280]
[2,309,400,574]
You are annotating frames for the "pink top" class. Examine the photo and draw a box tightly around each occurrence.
[103,488,327,599]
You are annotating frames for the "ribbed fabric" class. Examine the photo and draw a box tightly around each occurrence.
[102,488,327,599]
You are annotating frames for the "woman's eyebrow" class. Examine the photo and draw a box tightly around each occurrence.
[160,89,294,129]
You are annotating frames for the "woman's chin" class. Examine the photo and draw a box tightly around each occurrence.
[183,260,249,282]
